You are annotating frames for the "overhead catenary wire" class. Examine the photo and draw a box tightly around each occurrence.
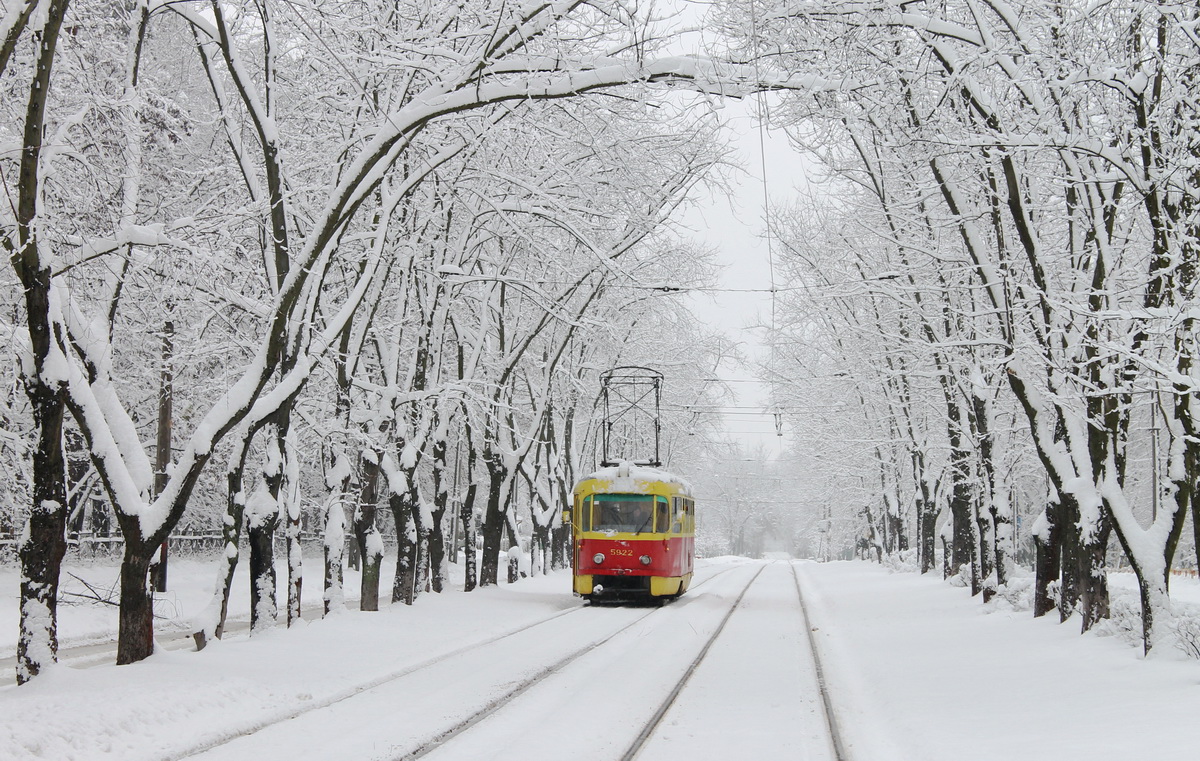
[427,268,901,293]
[747,0,783,444]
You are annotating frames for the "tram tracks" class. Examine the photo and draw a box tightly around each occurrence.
[392,604,657,761]
[165,564,740,761]
[619,564,767,760]
[619,561,849,761]
[404,562,764,761]
[159,561,850,761]
[386,561,847,761]
[387,564,748,761]
[167,604,589,761]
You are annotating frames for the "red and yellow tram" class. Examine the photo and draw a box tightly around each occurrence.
[568,462,695,602]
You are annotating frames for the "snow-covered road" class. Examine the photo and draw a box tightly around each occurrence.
[3,557,1198,760]
[177,561,837,761]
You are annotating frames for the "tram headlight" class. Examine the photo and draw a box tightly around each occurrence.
[593,553,605,565]
[639,555,652,565]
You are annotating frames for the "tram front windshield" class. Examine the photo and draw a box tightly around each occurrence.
[592,494,654,533]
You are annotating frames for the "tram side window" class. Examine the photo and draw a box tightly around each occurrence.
[655,496,669,533]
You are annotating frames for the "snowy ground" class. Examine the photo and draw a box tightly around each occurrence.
[1,555,1197,760]
[801,563,1200,761]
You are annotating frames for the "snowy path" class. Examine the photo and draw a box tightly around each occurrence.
[178,599,650,761]
[0,598,330,672]
[4,558,1199,760]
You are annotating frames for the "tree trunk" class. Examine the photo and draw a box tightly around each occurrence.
[460,479,478,592]
[1192,435,1200,576]
[479,460,507,587]
[949,475,976,589]
[428,506,447,593]
[149,319,174,592]
[1058,493,1082,622]
[204,464,248,646]
[1033,499,1062,618]
[322,454,351,616]
[322,486,347,616]
[976,500,996,602]
[17,453,68,683]
[10,0,71,686]
[355,454,383,611]
[275,430,301,626]
[249,422,291,631]
[919,495,938,575]
[1188,431,1200,582]
[391,489,418,605]
[1112,500,1186,654]
[946,397,978,591]
[429,436,449,592]
[347,526,362,571]
[1076,515,1112,633]
[117,544,155,665]
[887,509,904,555]
[414,489,430,595]
[247,520,278,630]
[460,408,480,591]
[192,430,262,650]
[285,504,302,626]
[914,450,935,573]
[532,524,551,575]
[551,523,570,571]
[991,500,1013,591]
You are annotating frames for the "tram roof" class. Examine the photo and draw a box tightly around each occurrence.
[573,461,693,498]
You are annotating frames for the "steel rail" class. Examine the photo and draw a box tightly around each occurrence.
[165,603,588,761]
[791,562,851,761]
[167,565,736,761]
[620,563,768,761]
[395,565,740,761]
[394,607,659,761]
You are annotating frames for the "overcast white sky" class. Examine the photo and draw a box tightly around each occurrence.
[661,1,815,456]
[674,99,811,456]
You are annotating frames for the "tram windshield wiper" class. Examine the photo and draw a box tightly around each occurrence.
[634,513,652,535]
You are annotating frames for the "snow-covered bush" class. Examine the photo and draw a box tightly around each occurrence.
[1170,614,1200,661]
[882,549,921,574]
[987,574,1035,613]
